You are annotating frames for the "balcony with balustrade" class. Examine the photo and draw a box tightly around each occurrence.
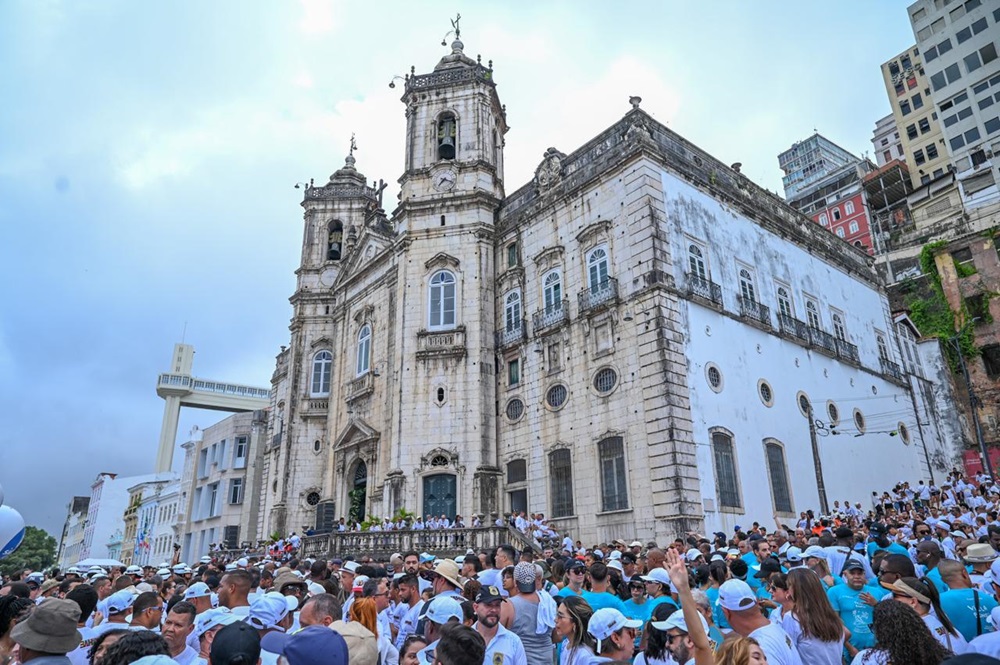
[578,278,618,315]
[532,300,569,334]
[301,398,329,418]
[835,338,861,366]
[298,524,539,560]
[738,296,771,330]
[496,319,527,350]
[345,372,374,402]
[807,326,837,357]
[416,326,466,360]
[880,356,906,384]
[778,313,808,341]
[684,273,723,309]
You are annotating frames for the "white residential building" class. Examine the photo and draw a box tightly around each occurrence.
[79,472,157,562]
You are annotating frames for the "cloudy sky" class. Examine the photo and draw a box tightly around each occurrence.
[0,0,916,538]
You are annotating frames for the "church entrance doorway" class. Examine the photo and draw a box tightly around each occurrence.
[348,461,367,523]
[423,474,456,520]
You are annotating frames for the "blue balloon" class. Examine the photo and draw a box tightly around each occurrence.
[0,505,25,560]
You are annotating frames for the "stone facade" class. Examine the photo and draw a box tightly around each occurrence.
[257,37,954,546]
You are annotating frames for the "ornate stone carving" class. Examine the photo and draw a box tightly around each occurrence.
[534,148,566,190]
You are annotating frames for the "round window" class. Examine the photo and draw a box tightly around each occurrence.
[705,363,724,393]
[306,491,321,506]
[546,384,568,409]
[898,422,910,444]
[827,401,840,425]
[854,409,866,434]
[593,367,619,395]
[797,392,811,417]
[505,398,525,422]
[758,380,774,407]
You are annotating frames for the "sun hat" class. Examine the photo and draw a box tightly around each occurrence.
[717,579,757,611]
[210,621,261,665]
[10,598,81,654]
[39,579,60,595]
[195,608,240,638]
[430,560,464,589]
[651,608,709,635]
[965,543,999,563]
[587,608,641,653]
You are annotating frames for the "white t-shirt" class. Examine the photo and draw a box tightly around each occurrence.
[632,653,673,665]
[749,622,804,665]
[558,639,598,665]
[924,613,968,654]
[850,650,889,665]
[781,613,844,665]
[970,630,1000,658]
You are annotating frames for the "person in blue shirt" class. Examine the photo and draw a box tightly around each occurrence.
[826,559,887,651]
[581,563,627,613]
[916,541,951,593]
[937,559,998,642]
[621,579,652,649]
[865,523,909,560]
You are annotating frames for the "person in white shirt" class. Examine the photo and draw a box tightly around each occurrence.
[717,579,803,665]
[162,603,199,665]
[882,577,967,654]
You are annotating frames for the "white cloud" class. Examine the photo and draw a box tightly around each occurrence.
[298,0,339,36]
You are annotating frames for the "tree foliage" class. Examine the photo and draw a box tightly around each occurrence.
[0,526,57,576]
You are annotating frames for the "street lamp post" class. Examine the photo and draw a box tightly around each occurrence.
[950,320,994,478]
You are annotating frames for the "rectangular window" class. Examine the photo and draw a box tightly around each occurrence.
[966,52,983,73]
[549,449,574,518]
[234,436,248,469]
[919,25,933,41]
[965,127,981,143]
[983,345,1000,379]
[229,478,244,505]
[950,4,966,20]
[932,17,945,34]
[766,443,793,513]
[932,71,947,91]
[895,82,906,97]
[972,17,987,34]
[926,45,939,62]
[506,242,518,268]
[956,92,969,104]
[985,116,1000,134]
[208,483,219,517]
[981,43,998,66]
[981,96,996,110]
[901,55,912,70]
[913,92,924,109]
[900,100,912,116]
[957,26,973,43]
[927,144,939,159]
[938,38,953,55]
[198,449,209,479]
[946,63,962,84]
[507,358,520,386]
[965,0,981,9]
[944,113,959,127]
[919,118,931,133]
[950,134,966,150]
[995,7,1000,21]
[907,124,919,140]
[913,6,927,20]
[965,294,989,320]
[712,432,741,509]
[915,148,926,165]
[975,81,991,95]
[598,437,629,512]
[959,106,974,120]
[889,61,900,77]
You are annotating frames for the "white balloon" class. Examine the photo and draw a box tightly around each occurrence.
[0,505,25,560]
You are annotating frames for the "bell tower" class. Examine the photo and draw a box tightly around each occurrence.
[395,20,508,225]
[387,20,507,521]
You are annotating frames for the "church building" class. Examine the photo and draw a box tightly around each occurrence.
[256,31,956,545]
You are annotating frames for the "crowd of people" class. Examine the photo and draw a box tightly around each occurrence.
[5,469,1000,664]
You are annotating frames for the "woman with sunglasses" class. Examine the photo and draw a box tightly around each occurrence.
[554,596,597,665]
[883,576,967,654]
[634,602,676,665]
[757,573,790,625]
[622,578,651,650]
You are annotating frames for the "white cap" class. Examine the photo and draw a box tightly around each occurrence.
[307,582,325,595]
[685,549,704,562]
[802,545,826,560]
[156,568,172,577]
[106,590,136,614]
[194,608,240,637]
[718,579,757,611]
[237,558,249,568]
[184,582,211,599]
[418,596,463,624]
[990,605,1000,629]
[225,563,237,571]
[125,565,142,575]
[607,559,623,573]
[342,561,360,574]
[199,556,212,564]
[641,568,671,586]
[784,547,803,563]
[587,608,642,652]
[651,608,709,634]
[608,551,622,560]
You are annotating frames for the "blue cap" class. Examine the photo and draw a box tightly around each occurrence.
[283,626,348,665]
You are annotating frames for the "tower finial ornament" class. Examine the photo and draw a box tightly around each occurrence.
[349,133,357,156]
[440,13,462,47]
[451,13,461,40]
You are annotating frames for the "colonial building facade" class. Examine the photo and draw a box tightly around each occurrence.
[257,36,958,545]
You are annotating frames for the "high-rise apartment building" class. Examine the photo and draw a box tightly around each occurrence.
[908,0,1000,206]
[778,134,876,253]
[880,45,951,188]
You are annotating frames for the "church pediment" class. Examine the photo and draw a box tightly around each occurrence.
[575,220,612,249]
[425,252,461,271]
[333,417,380,451]
[310,337,333,349]
[336,230,391,284]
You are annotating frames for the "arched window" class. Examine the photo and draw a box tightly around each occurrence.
[764,440,793,513]
[543,270,562,313]
[549,449,574,518]
[311,351,332,396]
[504,290,522,331]
[832,207,841,221]
[845,201,855,215]
[711,430,742,509]
[356,325,371,376]
[688,245,706,281]
[832,313,847,341]
[849,220,860,234]
[429,271,456,329]
[819,213,828,226]
[327,220,343,261]
[437,113,457,160]
[776,286,793,318]
[598,437,629,511]
[876,334,889,361]
[835,227,846,238]
[805,300,821,328]
[738,268,756,303]
[586,246,610,292]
